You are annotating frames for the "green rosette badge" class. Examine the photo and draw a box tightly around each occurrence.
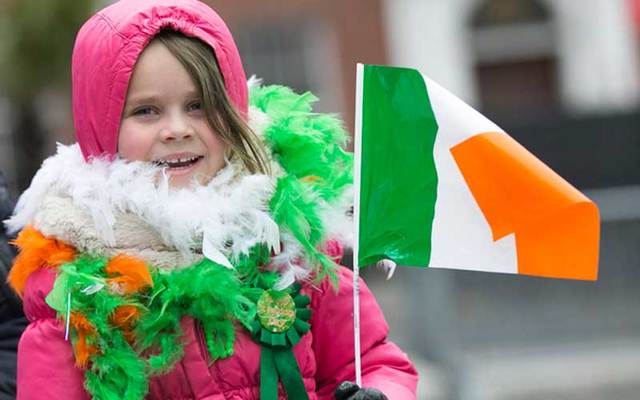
[250,283,312,400]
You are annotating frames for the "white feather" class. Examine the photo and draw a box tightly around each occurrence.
[248,106,271,138]
[247,75,263,89]
[377,258,397,280]
[268,232,309,289]
[202,235,234,269]
[319,184,354,248]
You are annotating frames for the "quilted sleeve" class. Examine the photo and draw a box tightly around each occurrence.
[16,268,88,400]
[311,262,418,400]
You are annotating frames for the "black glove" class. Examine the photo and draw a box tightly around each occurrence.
[334,381,388,400]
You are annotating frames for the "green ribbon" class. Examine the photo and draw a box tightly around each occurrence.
[252,284,311,400]
[260,346,308,400]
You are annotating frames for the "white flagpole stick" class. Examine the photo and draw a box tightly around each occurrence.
[352,62,364,387]
[65,292,71,341]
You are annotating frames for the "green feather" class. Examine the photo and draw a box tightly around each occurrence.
[250,84,354,284]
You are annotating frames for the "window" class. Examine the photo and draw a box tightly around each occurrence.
[470,0,559,117]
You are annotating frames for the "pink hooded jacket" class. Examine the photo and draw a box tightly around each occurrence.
[16,0,418,398]
[18,243,417,399]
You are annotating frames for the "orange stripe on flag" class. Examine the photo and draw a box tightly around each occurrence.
[451,132,600,280]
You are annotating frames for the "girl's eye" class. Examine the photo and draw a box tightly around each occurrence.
[187,101,203,112]
[132,106,156,116]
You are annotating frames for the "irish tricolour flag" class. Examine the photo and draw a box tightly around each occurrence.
[354,64,600,280]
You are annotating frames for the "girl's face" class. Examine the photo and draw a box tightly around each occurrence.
[118,40,227,188]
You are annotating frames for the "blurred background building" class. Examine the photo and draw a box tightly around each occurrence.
[1,0,639,399]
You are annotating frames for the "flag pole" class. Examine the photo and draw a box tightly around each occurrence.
[352,63,364,386]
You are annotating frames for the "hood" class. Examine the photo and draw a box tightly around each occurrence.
[72,0,248,161]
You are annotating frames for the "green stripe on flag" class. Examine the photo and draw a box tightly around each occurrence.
[358,65,439,267]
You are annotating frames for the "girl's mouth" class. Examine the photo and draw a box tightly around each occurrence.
[153,155,203,169]
[153,155,205,180]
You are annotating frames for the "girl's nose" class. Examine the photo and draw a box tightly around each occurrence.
[160,113,194,142]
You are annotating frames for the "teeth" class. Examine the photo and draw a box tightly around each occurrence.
[154,156,201,167]
[167,156,197,163]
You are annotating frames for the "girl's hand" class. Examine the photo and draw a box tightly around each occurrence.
[334,381,388,400]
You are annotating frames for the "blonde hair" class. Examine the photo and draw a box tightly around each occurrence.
[154,30,270,175]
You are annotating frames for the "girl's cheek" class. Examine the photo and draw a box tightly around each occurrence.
[118,123,153,162]
[203,130,227,155]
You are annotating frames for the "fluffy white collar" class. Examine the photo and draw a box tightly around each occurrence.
[9,142,279,256]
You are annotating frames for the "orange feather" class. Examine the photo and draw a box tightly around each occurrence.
[110,305,141,344]
[105,254,153,294]
[69,312,98,369]
[8,226,76,296]
[300,175,320,183]
[73,334,98,369]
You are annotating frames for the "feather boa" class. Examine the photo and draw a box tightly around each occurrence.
[6,143,278,265]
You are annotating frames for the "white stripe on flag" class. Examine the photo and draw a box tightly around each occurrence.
[425,76,519,274]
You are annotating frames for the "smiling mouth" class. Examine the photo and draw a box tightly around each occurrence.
[153,155,203,169]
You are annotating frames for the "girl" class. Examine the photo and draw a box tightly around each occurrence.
[6,0,417,399]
